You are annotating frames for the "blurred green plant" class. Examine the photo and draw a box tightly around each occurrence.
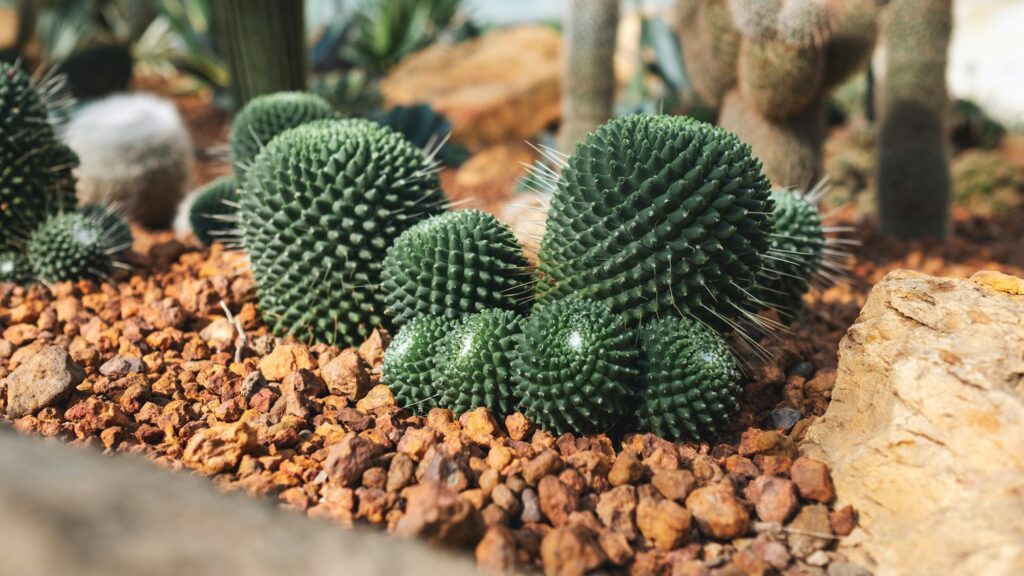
[618,5,691,116]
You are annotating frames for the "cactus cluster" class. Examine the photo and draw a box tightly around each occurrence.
[678,0,879,188]
[189,175,239,247]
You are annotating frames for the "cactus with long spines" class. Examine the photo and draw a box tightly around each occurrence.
[27,210,132,283]
[189,175,239,248]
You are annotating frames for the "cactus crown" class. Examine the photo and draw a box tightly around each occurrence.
[229,91,336,178]
[537,113,774,330]
[435,309,524,416]
[27,209,132,283]
[189,175,239,248]
[0,251,32,284]
[381,209,531,327]
[240,118,445,347]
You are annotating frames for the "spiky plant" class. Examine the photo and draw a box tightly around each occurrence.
[77,204,133,254]
[636,316,742,441]
[381,210,531,327]
[189,175,239,247]
[435,309,524,416]
[382,316,456,415]
[0,62,78,247]
[27,210,131,283]
[0,251,32,284]
[512,299,638,435]
[240,119,445,347]
[536,114,774,333]
[229,92,335,179]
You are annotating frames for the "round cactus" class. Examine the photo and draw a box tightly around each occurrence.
[536,114,773,330]
[435,309,524,416]
[382,316,456,415]
[512,299,639,435]
[751,188,825,321]
[229,91,335,178]
[27,211,131,283]
[636,315,742,441]
[381,210,531,327]
[189,175,239,247]
[240,119,445,347]
[77,204,133,253]
[0,63,78,247]
[737,38,824,120]
[0,251,32,284]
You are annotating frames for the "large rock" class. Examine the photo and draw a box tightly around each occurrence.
[802,270,1024,576]
[0,429,476,576]
[4,345,85,418]
[381,26,561,149]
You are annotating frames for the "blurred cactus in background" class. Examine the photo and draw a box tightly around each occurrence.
[677,0,879,189]
[558,0,619,153]
[876,0,952,240]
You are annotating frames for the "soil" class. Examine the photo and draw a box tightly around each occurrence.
[2,93,1023,575]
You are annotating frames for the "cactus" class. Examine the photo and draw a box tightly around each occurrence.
[677,0,741,108]
[27,210,132,283]
[775,0,833,47]
[64,93,192,228]
[512,299,639,435]
[229,92,335,179]
[877,0,953,240]
[727,0,782,40]
[189,175,239,248]
[435,309,524,416]
[77,204,133,254]
[558,0,619,152]
[0,251,32,284]
[240,119,445,347]
[536,114,773,330]
[0,62,78,247]
[636,316,742,441]
[737,38,824,120]
[382,316,456,415]
[381,209,531,327]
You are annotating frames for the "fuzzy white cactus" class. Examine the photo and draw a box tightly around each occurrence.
[64,93,193,228]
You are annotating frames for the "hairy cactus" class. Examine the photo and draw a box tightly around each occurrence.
[435,309,524,416]
[537,114,773,329]
[382,316,455,415]
[240,119,445,347]
[877,0,952,240]
[737,38,823,120]
[27,210,131,283]
[381,210,531,327]
[0,251,32,284]
[0,62,78,247]
[189,175,239,247]
[558,0,619,152]
[677,0,741,108]
[229,92,335,178]
[775,0,833,47]
[727,0,782,40]
[636,316,742,441]
[65,93,192,228]
[512,299,638,435]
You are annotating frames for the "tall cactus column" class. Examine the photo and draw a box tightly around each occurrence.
[558,0,620,153]
[216,0,308,107]
[877,0,953,240]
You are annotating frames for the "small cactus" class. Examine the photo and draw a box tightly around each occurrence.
[435,309,524,417]
[382,316,456,415]
[189,175,239,248]
[27,210,132,283]
[229,91,335,179]
[0,251,32,284]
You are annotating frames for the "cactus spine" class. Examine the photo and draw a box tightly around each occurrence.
[877,0,952,240]
[558,0,620,152]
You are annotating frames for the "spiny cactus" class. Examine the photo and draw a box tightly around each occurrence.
[77,204,133,254]
[240,118,445,347]
[0,251,32,284]
[65,93,192,228]
[229,92,335,179]
[189,175,239,247]
[381,209,531,327]
[382,316,456,415]
[737,38,823,120]
[435,309,524,416]
[677,0,741,108]
[877,0,952,240]
[558,0,619,152]
[636,316,742,441]
[536,114,773,330]
[512,299,638,435]
[0,62,78,247]
[27,210,132,283]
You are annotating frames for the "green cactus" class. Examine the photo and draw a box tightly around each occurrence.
[189,175,239,247]
[536,114,773,329]
[381,209,531,327]
[0,62,78,247]
[382,315,456,415]
[512,299,639,435]
[636,315,742,441]
[877,0,953,240]
[435,309,524,416]
[27,210,132,283]
[229,92,335,178]
[77,204,133,254]
[240,119,445,347]
[0,251,32,284]
[559,0,619,152]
